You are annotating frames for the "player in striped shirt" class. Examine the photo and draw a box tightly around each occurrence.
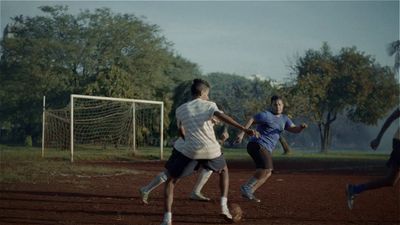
[160,78,255,225]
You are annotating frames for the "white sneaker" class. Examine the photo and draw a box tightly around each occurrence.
[220,207,233,223]
[139,187,149,204]
[240,185,260,203]
[190,192,211,201]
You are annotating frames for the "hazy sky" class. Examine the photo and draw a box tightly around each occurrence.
[1,1,399,82]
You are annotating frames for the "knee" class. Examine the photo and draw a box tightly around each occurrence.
[260,169,272,178]
[220,166,228,174]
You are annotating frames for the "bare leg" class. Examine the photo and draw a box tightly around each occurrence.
[162,177,178,224]
[219,165,229,198]
[252,169,272,192]
[219,165,232,221]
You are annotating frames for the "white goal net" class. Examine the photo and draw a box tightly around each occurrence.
[42,95,164,162]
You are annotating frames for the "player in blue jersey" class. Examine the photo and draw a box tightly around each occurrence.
[236,95,307,202]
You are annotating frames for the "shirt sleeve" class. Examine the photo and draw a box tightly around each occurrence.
[208,102,221,119]
[253,112,267,123]
[284,116,295,129]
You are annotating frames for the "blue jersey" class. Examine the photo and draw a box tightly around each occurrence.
[249,110,294,152]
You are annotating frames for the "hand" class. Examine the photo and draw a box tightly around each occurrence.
[370,138,380,151]
[300,123,308,129]
[244,128,258,137]
[220,131,229,142]
[234,135,243,144]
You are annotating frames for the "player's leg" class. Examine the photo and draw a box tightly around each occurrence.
[252,168,272,192]
[161,150,198,225]
[161,177,177,225]
[141,149,180,205]
[219,165,233,222]
[202,155,233,222]
[140,171,168,204]
[347,139,400,209]
[241,142,272,202]
[190,168,213,201]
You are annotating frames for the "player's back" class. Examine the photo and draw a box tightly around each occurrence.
[175,98,221,159]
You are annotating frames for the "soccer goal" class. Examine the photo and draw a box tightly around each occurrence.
[42,94,164,162]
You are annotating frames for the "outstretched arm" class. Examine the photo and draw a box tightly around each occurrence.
[370,107,400,150]
[286,123,308,133]
[214,111,255,137]
[235,118,255,144]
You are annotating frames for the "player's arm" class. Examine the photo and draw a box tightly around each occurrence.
[286,123,308,133]
[218,126,229,145]
[235,118,255,144]
[177,120,185,140]
[214,111,255,137]
[370,107,400,150]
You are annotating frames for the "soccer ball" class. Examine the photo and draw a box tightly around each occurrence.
[230,203,243,223]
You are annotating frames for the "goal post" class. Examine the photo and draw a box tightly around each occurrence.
[43,94,164,162]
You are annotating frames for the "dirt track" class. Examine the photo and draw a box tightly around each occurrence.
[1,160,399,225]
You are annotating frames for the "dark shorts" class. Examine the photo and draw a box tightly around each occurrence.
[165,148,227,179]
[387,139,400,168]
[247,142,273,170]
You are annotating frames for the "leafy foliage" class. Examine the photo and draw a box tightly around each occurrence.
[286,43,399,152]
[0,6,198,144]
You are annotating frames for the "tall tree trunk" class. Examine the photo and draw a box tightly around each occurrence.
[279,136,292,155]
[322,124,330,153]
[318,123,326,152]
[319,111,336,153]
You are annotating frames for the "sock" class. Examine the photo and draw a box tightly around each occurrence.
[353,184,366,194]
[221,196,228,209]
[142,171,168,193]
[192,169,212,194]
[163,212,172,222]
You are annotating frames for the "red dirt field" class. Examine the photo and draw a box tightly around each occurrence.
[1,160,399,225]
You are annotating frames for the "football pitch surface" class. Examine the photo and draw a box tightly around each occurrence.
[1,159,399,225]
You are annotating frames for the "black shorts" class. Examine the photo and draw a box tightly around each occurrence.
[247,142,273,170]
[387,139,400,168]
[165,148,227,179]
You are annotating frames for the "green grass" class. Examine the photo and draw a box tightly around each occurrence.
[0,144,388,183]
[0,145,143,183]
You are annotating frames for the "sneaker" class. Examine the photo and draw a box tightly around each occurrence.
[190,192,211,201]
[139,187,149,204]
[346,184,355,210]
[240,185,261,203]
[220,207,233,223]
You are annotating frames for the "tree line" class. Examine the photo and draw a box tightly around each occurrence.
[1,6,398,152]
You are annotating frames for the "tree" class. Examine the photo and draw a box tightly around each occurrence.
[286,43,399,152]
[0,6,198,144]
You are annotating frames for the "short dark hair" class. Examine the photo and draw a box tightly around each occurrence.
[270,95,283,104]
[191,79,210,97]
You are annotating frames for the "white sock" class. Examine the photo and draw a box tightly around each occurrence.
[163,212,172,222]
[221,196,228,208]
[142,171,168,193]
[220,197,231,218]
[192,169,212,194]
